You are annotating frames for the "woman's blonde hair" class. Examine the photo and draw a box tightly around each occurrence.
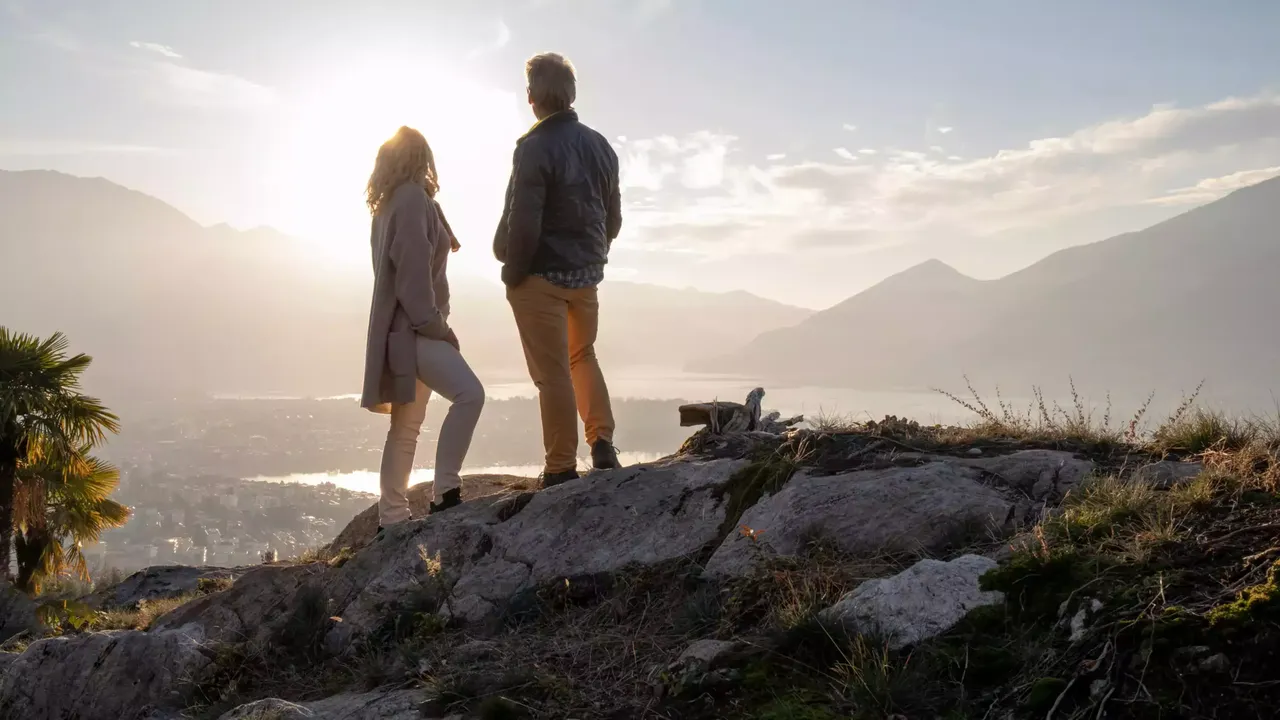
[366,126,439,215]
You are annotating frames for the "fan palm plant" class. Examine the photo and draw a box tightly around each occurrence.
[15,446,131,593]
[0,329,120,583]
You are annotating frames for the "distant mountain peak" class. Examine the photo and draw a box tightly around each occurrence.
[901,258,963,275]
[877,259,975,290]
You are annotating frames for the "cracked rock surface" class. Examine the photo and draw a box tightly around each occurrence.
[0,625,212,720]
[705,462,1015,578]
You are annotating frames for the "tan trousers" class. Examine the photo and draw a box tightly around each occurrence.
[507,276,615,473]
[378,336,484,525]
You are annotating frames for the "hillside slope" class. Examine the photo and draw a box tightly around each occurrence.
[697,175,1280,401]
[3,414,1276,719]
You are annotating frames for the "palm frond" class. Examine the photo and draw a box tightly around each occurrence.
[52,393,121,443]
[1,329,124,590]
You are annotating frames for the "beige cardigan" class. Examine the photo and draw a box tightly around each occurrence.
[361,183,453,414]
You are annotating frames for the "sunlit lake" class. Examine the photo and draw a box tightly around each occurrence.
[218,367,984,425]
[250,450,665,496]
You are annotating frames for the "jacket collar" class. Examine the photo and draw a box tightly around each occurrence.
[519,109,578,142]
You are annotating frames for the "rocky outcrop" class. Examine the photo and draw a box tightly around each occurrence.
[0,625,212,720]
[706,463,1015,578]
[154,458,745,651]
[8,417,1165,719]
[961,449,1095,502]
[819,554,1003,649]
[87,565,246,609]
[1132,460,1204,488]
[0,584,42,644]
[336,457,743,634]
[327,473,537,552]
[151,563,324,644]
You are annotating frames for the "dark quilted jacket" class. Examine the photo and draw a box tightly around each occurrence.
[493,110,622,287]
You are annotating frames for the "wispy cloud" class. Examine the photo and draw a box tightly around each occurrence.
[833,147,857,161]
[766,153,787,161]
[618,132,736,191]
[620,90,1280,256]
[125,40,277,110]
[150,62,278,110]
[842,123,858,132]
[938,126,954,134]
[130,40,182,59]
[466,18,512,59]
[1148,166,1280,206]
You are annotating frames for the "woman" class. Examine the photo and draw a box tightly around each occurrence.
[361,126,484,531]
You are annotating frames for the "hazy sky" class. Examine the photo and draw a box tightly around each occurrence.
[3,0,1279,308]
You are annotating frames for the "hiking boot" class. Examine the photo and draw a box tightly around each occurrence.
[376,513,414,538]
[429,488,461,515]
[540,468,580,489]
[591,440,621,471]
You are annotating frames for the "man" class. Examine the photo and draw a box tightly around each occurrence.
[494,52,622,487]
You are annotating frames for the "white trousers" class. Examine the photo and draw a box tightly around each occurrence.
[378,336,484,525]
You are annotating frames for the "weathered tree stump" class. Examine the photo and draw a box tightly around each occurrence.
[679,388,769,434]
[676,388,805,459]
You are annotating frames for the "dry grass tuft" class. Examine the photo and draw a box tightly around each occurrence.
[94,593,202,631]
[932,375,1150,449]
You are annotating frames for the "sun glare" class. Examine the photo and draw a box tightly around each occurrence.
[268,57,527,276]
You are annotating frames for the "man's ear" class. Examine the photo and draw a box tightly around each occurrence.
[527,88,534,106]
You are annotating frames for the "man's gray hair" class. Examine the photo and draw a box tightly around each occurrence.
[525,52,577,113]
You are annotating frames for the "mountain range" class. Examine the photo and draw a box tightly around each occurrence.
[7,168,1280,410]
[693,174,1280,406]
[0,170,810,402]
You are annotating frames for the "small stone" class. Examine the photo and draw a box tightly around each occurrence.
[819,555,1004,649]
[966,447,984,457]
[672,639,742,670]
[1198,653,1230,674]
[1060,597,1103,642]
[450,639,500,664]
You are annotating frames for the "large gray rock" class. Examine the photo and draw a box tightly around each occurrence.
[87,565,245,609]
[0,625,212,720]
[365,457,741,628]
[705,463,1013,578]
[162,458,744,653]
[1132,460,1204,488]
[327,474,538,553]
[819,554,1003,649]
[219,690,424,719]
[961,450,1095,501]
[151,564,323,644]
[0,583,42,644]
[487,458,741,581]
